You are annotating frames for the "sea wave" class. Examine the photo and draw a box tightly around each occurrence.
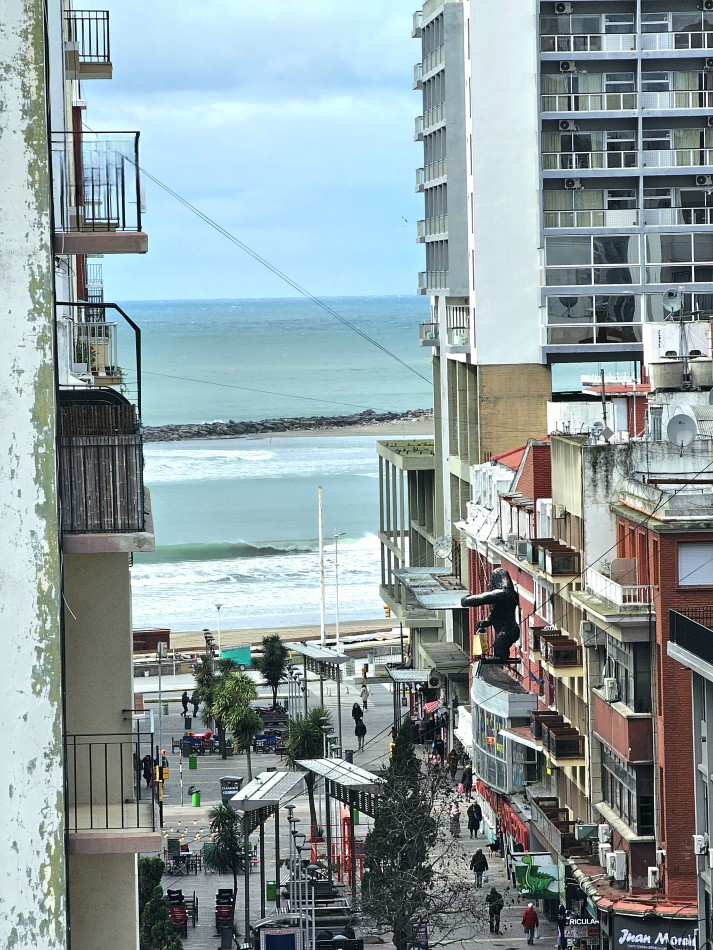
[136,539,316,564]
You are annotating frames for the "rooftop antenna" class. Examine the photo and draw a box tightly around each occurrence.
[600,368,607,427]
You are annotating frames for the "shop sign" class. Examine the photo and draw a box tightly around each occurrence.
[614,916,698,950]
[511,852,559,899]
[565,914,600,950]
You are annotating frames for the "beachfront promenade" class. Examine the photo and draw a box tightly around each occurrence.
[147,671,557,948]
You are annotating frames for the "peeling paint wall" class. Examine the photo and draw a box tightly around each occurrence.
[0,1,66,947]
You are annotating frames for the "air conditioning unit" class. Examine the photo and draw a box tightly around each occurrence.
[555,2,573,14]
[656,849,666,866]
[696,174,713,187]
[598,824,612,844]
[560,60,577,73]
[706,58,713,70]
[598,843,612,867]
[553,504,566,519]
[506,533,517,549]
[603,678,619,702]
[613,850,627,882]
[564,178,582,190]
[693,833,709,855]
[606,851,617,876]
[428,669,443,689]
[559,119,578,132]
[575,823,598,841]
[647,867,659,888]
[516,540,529,559]
[708,116,713,128]
[580,620,603,648]
[705,0,713,12]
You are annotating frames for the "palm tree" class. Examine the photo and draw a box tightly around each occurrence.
[254,634,288,707]
[193,655,239,752]
[227,706,264,781]
[206,804,244,930]
[212,671,258,760]
[285,706,331,839]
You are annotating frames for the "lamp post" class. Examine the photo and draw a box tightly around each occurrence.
[333,532,345,756]
[215,603,223,658]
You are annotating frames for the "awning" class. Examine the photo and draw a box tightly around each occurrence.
[296,757,384,817]
[386,668,431,684]
[423,700,442,715]
[393,567,467,610]
[228,770,305,834]
[290,642,347,680]
[454,704,473,752]
[420,641,470,680]
[500,726,543,752]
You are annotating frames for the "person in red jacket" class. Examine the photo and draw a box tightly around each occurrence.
[522,903,539,945]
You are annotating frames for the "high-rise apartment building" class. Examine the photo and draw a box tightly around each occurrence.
[1,3,156,947]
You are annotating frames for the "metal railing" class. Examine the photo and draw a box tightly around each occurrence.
[413,63,423,87]
[423,103,446,130]
[419,322,440,344]
[641,31,713,51]
[670,608,713,664]
[65,731,156,833]
[74,321,119,378]
[586,567,654,608]
[423,46,445,74]
[643,147,713,167]
[65,10,110,64]
[541,92,636,112]
[541,32,636,53]
[417,215,448,239]
[58,402,145,534]
[446,303,470,329]
[544,208,639,228]
[418,270,448,292]
[529,795,581,856]
[51,131,142,234]
[542,724,585,759]
[643,207,713,226]
[542,637,582,668]
[542,150,637,170]
[642,90,713,110]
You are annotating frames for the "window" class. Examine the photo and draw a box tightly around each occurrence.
[604,14,634,35]
[606,132,636,168]
[678,542,713,586]
[641,12,670,34]
[601,748,655,836]
[644,187,672,209]
[606,189,636,210]
[642,72,671,93]
[643,129,672,151]
[605,72,635,93]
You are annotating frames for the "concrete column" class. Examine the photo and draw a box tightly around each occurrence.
[0,1,66,946]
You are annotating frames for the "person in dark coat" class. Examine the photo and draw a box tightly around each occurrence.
[469,848,488,887]
[447,748,459,780]
[486,887,504,934]
[141,754,153,788]
[351,702,363,724]
[191,690,199,717]
[181,690,189,715]
[467,801,482,838]
[522,904,539,945]
[557,904,567,948]
[461,763,473,799]
[355,719,367,751]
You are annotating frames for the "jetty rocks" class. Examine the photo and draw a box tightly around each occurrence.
[143,408,434,442]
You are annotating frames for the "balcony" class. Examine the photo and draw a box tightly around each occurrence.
[641,89,713,111]
[542,722,586,763]
[414,116,424,141]
[423,103,446,131]
[544,208,640,228]
[642,147,713,168]
[417,214,448,241]
[73,321,122,385]
[542,150,637,171]
[64,10,112,79]
[529,795,586,858]
[541,92,637,113]
[423,46,445,75]
[415,160,448,191]
[529,540,580,575]
[51,132,148,255]
[417,270,448,294]
[541,33,636,54]
[669,608,713,667]
[413,62,423,90]
[66,731,159,854]
[419,322,440,346]
[412,11,422,38]
[541,635,583,674]
[586,567,653,608]
[592,690,653,763]
[447,326,470,351]
[641,31,713,51]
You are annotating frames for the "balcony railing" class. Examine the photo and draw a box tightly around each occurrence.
[413,62,423,89]
[542,723,585,759]
[59,401,145,534]
[412,11,423,38]
[423,103,446,131]
[73,321,120,381]
[65,10,111,77]
[65,731,156,834]
[447,326,470,348]
[542,636,583,668]
[541,33,636,53]
[641,31,713,51]
[585,567,654,608]
[529,795,583,857]
[542,92,637,112]
[642,90,713,110]
[542,150,637,170]
[417,215,448,240]
[418,271,448,293]
[643,147,713,167]
[446,303,470,330]
[670,608,713,665]
[419,322,440,345]
[423,46,445,75]
[414,116,425,140]
[51,131,144,242]
[544,208,640,228]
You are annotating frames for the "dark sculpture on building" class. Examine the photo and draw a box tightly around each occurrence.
[461,568,520,662]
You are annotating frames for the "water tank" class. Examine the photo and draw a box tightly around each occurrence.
[649,360,685,390]
[690,358,713,389]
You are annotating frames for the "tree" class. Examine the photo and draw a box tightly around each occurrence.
[139,884,183,950]
[285,706,331,839]
[361,721,474,950]
[195,656,242,758]
[254,634,288,707]
[227,705,264,781]
[207,803,245,930]
[138,856,165,911]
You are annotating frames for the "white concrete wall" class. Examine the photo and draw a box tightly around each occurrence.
[466,0,542,365]
[0,1,66,945]
[68,854,139,950]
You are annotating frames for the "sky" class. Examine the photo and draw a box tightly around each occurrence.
[76,0,424,300]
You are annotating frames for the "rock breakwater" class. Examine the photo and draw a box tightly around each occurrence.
[143,408,434,442]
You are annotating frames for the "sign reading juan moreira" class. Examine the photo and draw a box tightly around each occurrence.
[614,916,698,950]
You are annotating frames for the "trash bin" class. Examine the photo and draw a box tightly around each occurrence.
[188,785,201,807]
[163,702,169,715]
[184,716,192,730]
[182,737,192,757]
[352,809,360,825]
[188,753,197,770]
[220,775,244,803]
[344,750,354,764]
[220,923,233,949]
[266,880,277,901]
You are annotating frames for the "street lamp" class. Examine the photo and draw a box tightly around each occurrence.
[215,603,223,657]
[333,533,346,757]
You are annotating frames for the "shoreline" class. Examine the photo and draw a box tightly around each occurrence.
[143,408,434,442]
[167,618,396,650]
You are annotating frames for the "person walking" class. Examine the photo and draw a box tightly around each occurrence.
[557,903,567,949]
[461,763,473,799]
[449,800,461,838]
[467,801,482,839]
[360,684,369,710]
[141,754,153,789]
[522,903,539,945]
[485,887,504,935]
[351,702,363,724]
[181,690,189,716]
[469,848,488,887]
[191,690,199,717]
[447,748,459,780]
[355,718,367,752]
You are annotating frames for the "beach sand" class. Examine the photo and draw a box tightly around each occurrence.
[168,618,396,651]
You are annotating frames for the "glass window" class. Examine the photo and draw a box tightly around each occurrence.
[593,235,639,264]
[644,188,672,209]
[646,234,693,263]
[606,190,636,210]
[646,265,693,283]
[606,132,636,168]
[546,267,592,286]
[643,129,672,151]
[548,325,595,345]
[595,295,638,324]
[604,14,634,34]
[642,71,671,92]
[547,296,594,323]
[545,236,591,265]
[605,72,635,92]
[641,13,670,33]
[593,266,637,284]
[679,542,713,586]
[694,234,713,261]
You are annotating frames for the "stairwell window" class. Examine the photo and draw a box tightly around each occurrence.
[678,542,713,586]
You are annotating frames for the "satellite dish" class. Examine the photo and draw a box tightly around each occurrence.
[433,535,452,560]
[662,288,682,318]
[590,421,605,438]
[667,414,697,449]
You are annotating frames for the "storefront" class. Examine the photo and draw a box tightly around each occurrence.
[612,913,698,950]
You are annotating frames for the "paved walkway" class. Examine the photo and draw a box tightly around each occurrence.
[150,674,559,948]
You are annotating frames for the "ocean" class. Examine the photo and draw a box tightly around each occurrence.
[130,296,433,632]
[127,296,633,633]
